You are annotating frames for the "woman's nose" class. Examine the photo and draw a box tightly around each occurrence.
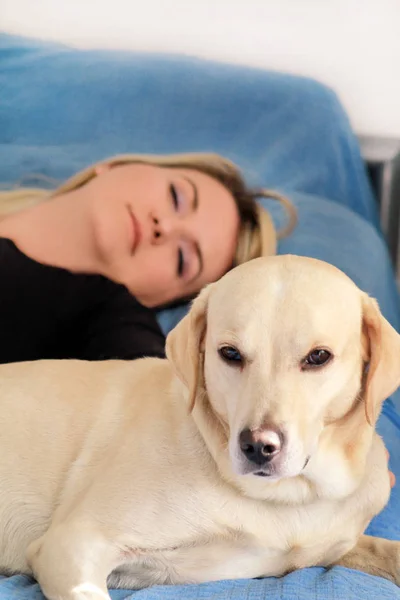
[152,216,175,243]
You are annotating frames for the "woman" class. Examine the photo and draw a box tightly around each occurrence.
[0,152,296,364]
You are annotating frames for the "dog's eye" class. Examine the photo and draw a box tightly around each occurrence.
[219,346,243,365]
[303,349,332,369]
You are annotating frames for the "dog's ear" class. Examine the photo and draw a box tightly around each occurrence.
[361,294,400,425]
[166,284,213,412]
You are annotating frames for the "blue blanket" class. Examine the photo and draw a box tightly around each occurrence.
[0,33,399,599]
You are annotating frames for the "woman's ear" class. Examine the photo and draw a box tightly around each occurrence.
[166,284,214,412]
[361,293,400,424]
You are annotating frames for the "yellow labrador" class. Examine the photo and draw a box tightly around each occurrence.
[0,255,399,600]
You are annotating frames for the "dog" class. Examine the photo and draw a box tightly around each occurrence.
[0,255,399,600]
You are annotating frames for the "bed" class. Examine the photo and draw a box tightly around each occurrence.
[0,32,399,600]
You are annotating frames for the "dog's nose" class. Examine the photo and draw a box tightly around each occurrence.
[239,427,283,465]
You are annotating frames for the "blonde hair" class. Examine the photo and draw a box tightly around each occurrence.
[0,153,296,267]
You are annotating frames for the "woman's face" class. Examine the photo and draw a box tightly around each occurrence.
[82,163,240,307]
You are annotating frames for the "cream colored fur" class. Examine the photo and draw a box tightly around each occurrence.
[0,255,398,599]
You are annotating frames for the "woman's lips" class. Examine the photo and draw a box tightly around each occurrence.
[128,208,142,254]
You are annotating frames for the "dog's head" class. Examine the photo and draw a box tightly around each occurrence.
[166,256,400,501]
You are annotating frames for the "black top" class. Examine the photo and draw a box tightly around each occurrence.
[0,238,166,364]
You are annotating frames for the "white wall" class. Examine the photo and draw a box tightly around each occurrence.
[2,0,400,139]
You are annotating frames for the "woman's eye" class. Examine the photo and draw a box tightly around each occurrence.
[218,346,243,365]
[177,247,185,277]
[170,184,180,211]
[176,242,197,281]
[302,348,332,370]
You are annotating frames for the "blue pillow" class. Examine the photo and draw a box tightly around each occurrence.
[0,33,378,226]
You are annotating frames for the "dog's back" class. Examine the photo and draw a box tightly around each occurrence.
[0,358,171,572]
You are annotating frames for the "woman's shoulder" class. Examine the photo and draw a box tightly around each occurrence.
[0,236,24,258]
[0,236,139,309]
[0,237,165,362]
[0,236,157,309]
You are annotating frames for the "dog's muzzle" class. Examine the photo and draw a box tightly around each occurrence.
[239,426,284,468]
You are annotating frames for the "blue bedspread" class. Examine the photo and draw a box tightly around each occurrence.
[0,32,399,599]
[0,567,398,600]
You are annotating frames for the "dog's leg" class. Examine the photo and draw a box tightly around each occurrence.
[26,521,120,600]
[333,534,400,585]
